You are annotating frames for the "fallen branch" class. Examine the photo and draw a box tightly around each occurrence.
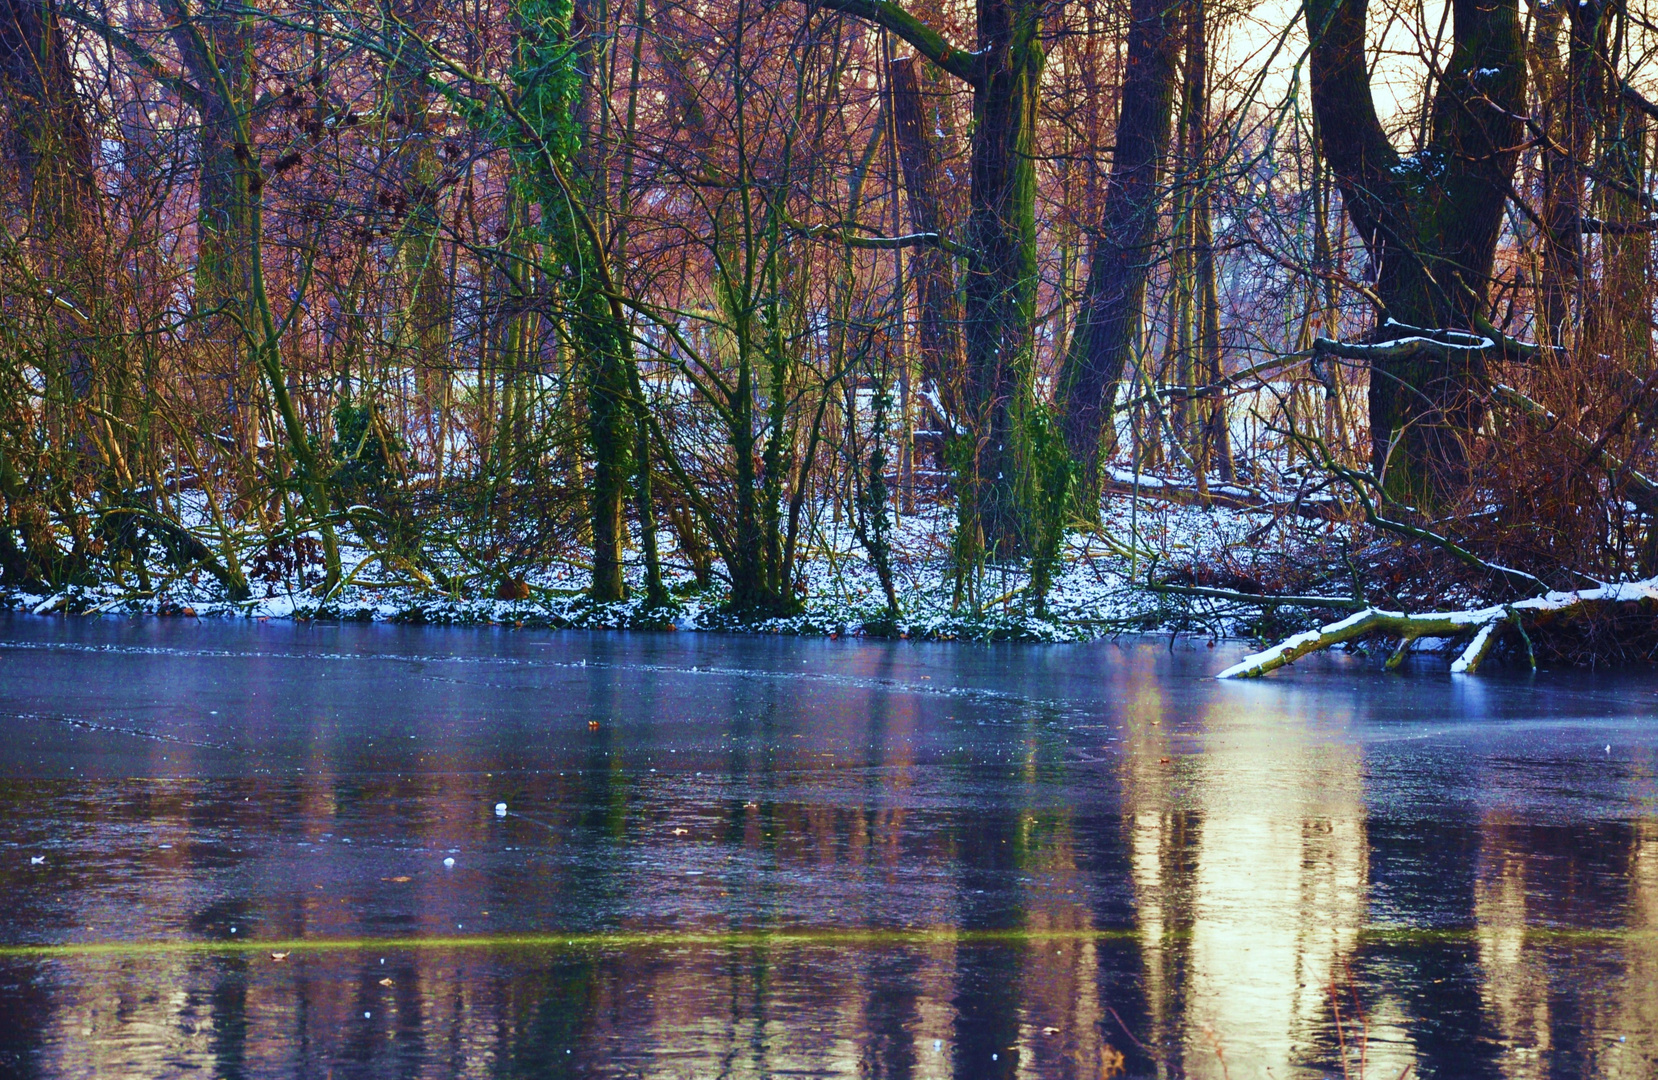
[1217,577,1658,678]
[1114,349,1316,411]
[97,506,249,600]
[1147,583,1367,609]
[1100,470,1345,519]
[781,211,967,254]
[1311,326,1493,365]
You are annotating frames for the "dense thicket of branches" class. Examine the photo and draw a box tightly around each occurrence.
[1,0,1655,632]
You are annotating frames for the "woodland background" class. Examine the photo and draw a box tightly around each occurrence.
[3,0,1657,657]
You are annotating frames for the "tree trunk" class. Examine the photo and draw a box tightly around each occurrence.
[1306,0,1525,506]
[958,0,1045,558]
[813,0,1050,558]
[573,0,631,604]
[383,0,453,467]
[1055,0,1183,502]
[617,0,665,607]
[889,55,965,429]
[1597,8,1648,373]
[1529,0,1575,347]
[0,0,97,268]
[1,0,102,406]
[1183,0,1230,486]
[167,0,260,452]
[515,0,634,602]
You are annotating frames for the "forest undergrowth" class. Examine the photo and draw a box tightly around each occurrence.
[6,0,1658,675]
[6,458,1614,675]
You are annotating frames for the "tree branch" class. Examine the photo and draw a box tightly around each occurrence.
[802,0,984,85]
[1491,384,1658,513]
[1581,216,1658,235]
[782,210,966,253]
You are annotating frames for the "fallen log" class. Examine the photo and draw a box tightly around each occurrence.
[1147,583,1367,609]
[1101,470,1345,520]
[1216,578,1658,678]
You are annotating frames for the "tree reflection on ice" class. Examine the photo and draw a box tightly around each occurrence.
[0,614,1655,1078]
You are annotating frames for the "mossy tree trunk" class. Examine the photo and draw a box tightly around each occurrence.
[809,0,1050,560]
[513,0,635,601]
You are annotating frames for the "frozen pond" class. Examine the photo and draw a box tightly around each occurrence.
[1,613,1656,1078]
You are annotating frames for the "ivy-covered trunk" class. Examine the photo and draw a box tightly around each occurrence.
[568,276,634,603]
[958,0,1045,559]
[512,0,635,601]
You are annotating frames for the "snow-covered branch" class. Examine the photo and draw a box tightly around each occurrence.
[1217,577,1658,678]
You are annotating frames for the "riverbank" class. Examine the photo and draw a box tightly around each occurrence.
[0,481,1457,644]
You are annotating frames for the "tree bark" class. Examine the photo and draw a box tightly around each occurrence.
[569,0,632,602]
[166,0,259,449]
[1055,0,1183,501]
[1,0,102,400]
[889,54,964,427]
[957,0,1045,557]
[1306,0,1525,505]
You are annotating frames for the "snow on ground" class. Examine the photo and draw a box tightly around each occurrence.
[0,478,1340,642]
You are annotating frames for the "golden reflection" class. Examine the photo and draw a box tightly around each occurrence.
[12,641,1658,1078]
[1613,820,1658,1078]
[1474,813,1552,1077]
[1475,806,1658,1079]
[1120,675,1410,1079]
